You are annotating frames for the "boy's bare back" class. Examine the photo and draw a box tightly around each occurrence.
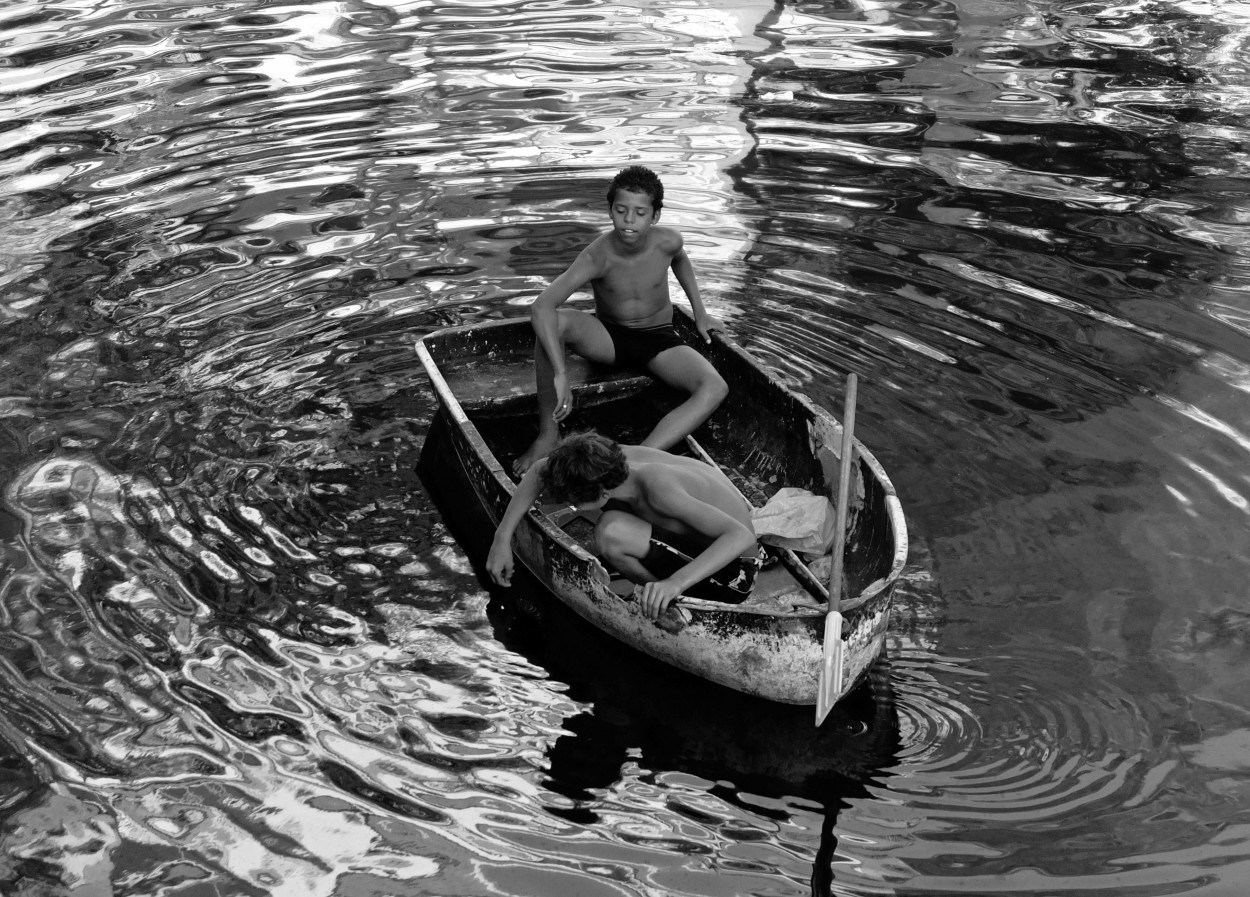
[618,444,753,540]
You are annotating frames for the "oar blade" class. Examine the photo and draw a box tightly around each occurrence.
[815,611,845,725]
[817,371,857,727]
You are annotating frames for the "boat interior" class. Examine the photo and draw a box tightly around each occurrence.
[434,348,829,612]
[425,319,896,614]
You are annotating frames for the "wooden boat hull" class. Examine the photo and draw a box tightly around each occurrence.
[416,309,907,706]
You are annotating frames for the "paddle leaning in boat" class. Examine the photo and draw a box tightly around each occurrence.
[415,305,907,712]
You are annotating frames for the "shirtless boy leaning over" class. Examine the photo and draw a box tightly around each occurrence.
[487,432,761,621]
[511,165,727,476]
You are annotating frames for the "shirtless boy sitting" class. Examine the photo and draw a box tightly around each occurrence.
[487,432,761,621]
[511,165,726,476]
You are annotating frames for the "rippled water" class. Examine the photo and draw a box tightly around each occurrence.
[2,0,1249,894]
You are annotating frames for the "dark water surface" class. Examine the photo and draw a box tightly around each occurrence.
[2,1,1248,894]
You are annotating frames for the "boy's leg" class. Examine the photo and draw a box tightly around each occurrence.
[641,346,728,450]
[597,509,757,603]
[512,310,616,476]
[594,510,658,584]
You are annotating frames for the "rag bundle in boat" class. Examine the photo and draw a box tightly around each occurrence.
[415,306,908,707]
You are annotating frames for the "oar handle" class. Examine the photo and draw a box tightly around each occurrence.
[827,372,858,616]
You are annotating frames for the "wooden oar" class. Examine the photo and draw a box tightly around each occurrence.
[816,372,857,726]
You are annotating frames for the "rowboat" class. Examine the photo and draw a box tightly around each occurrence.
[414,306,908,706]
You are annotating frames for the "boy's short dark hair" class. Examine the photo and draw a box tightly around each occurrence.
[543,432,629,504]
[607,166,664,213]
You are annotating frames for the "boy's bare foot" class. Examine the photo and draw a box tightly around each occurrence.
[511,432,558,477]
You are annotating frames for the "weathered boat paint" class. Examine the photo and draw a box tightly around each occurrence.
[416,308,908,705]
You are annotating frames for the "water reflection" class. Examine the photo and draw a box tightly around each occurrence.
[2,0,1250,894]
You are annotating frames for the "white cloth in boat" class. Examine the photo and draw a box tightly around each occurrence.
[749,487,836,557]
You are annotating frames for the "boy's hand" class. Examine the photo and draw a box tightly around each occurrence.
[694,314,723,344]
[552,372,573,421]
[639,578,684,620]
[486,540,514,587]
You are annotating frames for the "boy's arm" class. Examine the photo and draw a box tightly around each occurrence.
[486,459,548,587]
[636,474,756,619]
[531,248,602,417]
[669,237,721,343]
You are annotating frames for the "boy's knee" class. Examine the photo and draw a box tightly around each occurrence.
[702,371,728,405]
[594,513,634,561]
[594,518,622,560]
[530,306,571,338]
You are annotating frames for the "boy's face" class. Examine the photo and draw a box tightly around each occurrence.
[609,188,658,245]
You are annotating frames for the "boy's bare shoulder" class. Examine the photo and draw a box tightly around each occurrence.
[634,463,691,508]
[581,232,615,258]
[585,230,615,250]
[634,455,705,494]
[573,234,614,273]
[652,225,684,253]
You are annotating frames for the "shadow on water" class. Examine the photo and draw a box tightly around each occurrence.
[418,411,901,896]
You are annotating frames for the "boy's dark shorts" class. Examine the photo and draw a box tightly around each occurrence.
[601,318,684,371]
[640,524,763,604]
